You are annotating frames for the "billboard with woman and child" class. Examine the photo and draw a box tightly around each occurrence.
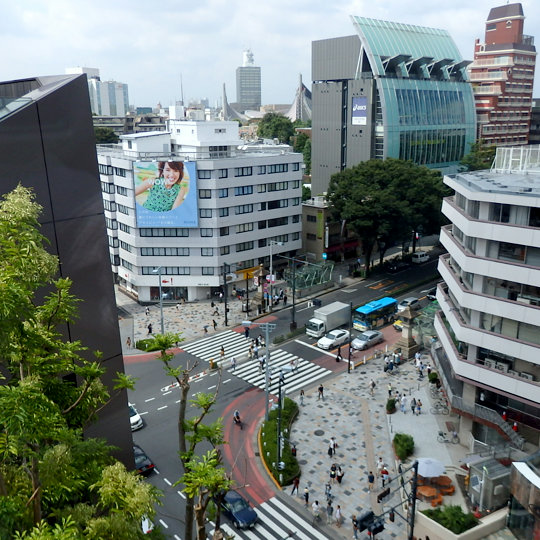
[133,160,198,228]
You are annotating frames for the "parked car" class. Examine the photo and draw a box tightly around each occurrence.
[411,251,429,264]
[386,260,411,273]
[129,403,144,431]
[141,515,154,534]
[393,319,403,331]
[426,287,437,301]
[133,445,155,476]
[351,330,384,350]
[218,490,258,529]
[397,297,420,312]
[317,329,350,350]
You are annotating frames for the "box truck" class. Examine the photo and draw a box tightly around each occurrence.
[306,301,350,338]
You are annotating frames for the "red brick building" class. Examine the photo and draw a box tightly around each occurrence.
[468,3,536,146]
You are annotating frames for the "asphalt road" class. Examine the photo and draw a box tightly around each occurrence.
[126,262,440,538]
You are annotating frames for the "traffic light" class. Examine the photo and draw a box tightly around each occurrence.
[377,487,390,503]
[389,510,395,522]
[357,510,375,532]
[368,519,385,535]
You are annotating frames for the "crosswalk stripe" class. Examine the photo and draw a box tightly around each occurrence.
[268,497,329,540]
[257,501,314,540]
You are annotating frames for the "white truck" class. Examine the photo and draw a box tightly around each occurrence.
[306,301,351,338]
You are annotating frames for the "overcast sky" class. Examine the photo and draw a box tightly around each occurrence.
[2,0,539,108]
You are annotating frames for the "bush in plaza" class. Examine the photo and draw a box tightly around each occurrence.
[393,433,414,461]
[260,397,300,485]
[428,371,439,385]
[136,338,162,351]
[386,398,397,414]
[422,505,478,534]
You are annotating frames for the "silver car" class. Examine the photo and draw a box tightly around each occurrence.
[351,330,384,350]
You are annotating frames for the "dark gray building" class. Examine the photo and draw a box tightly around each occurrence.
[311,17,477,196]
[0,74,133,465]
[236,49,261,111]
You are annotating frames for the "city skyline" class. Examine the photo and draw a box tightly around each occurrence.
[3,0,539,109]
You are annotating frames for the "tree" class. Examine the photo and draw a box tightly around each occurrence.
[302,139,311,175]
[327,159,447,272]
[460,141,496,171]
[293,132,309,153]
[94,127,119,144]
[256,113,294,144]
[302,185,312,201]
[0,186,154,538]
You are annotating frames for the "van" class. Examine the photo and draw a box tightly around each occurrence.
[411,251,429,264]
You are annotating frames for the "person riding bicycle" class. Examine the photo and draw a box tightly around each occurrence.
[233,410,241,424]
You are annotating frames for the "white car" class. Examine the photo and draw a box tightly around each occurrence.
[351,330,384,350]
[411,251,429,264]
[129,403,144,431]
[397,297,420,312]
[317,329,350,350]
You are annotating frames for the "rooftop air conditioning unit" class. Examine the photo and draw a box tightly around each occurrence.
[519,372,534,380]
[485,359,496,369]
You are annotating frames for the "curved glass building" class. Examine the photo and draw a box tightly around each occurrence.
[311,16,476,195]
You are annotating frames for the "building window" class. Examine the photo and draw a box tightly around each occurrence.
[236,223,254,233]
[99,164,113,175]
[234,166,253,177]
[218,188,229,198]
[268,163,288,174]
[234,185,253,196]
[201,248,214,256]
[292,214,300,223]
[142,266,190,275]
[236,241,254,252]
[105,217,118,230]
[292,197,300,206]
[257,184,267,193]
[117,204,129,215]
[260,202,267,210]
[268,199,288,210]
[120,241,132,252]
[101,181,115,194]
[258,239,267,248]
[200,228,213,237]
[199,189,212,199]
[235,204,253,215]
[111,253,120,266]
[268,182,288,192]
[120,258,133,271]
[220,246,230,255]
[268,217,288,228]
[258,165,266,175]
[116,186,128,196]
[292,180,300,188]
[197,170,212,179]
[218,207,229,217]
[220,226,229,236]
[141,247,189,256]
[108,235,119,248]
[140,228,189,237]
[103,200,117,211]
[292,232,300,241]
[292,163,300,171]
[218,168,228,178]
[119,223,131,233]
[258,220,267,229]
[202,267,214,275]
[199,208,212,218]
[499,242,525,263]
[114,167,126,177]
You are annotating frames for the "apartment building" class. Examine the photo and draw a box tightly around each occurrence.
[434,145,540,449]
[97,120,302,303]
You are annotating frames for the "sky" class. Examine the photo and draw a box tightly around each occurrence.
[2,0,539,109]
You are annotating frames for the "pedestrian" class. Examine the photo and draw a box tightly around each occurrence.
[212,319,217,330]
[336,466,344,484]
[335,504,342,527]
[303,488,309,507]
[326,500,334,524]
[330,463,337,483]
[327,446,333,458]
[376,457,385,477]
[381,467,390,486]
[415,351,421,364]
[220,346,225,360]
[368,471,375,491]
[175,303,180,311]
[203,325,208,334]
[291,476,300,495]
[244,326,250,339]
[284,294,288,306]
[416,399,422,415]
[145,307,150,316]
[231,357,236,371]
[300,389,305,406]
[369,378,376,396]
[126,336,131,348]
[411,397,417,415]
[400,395,407,413]
[352,515,359,539]
[219,291,223,303]
[213,307,219,316]
[258,356,264,374]
[318,384,324,401]
[330,436,337,456]
[147,323,153,335]
[248,344,253,360]
[336,346,342,362]
[312,500,320,521]
[388,383,392,397]
[254,345,259,359]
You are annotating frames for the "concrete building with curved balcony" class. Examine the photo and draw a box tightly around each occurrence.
[433,145,540,451]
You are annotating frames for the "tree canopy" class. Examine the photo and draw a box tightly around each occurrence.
[460,141,496,171]
[256,113,294,144]
[327,159,448,271]
[94,127,119,144]
[0,186,156,539]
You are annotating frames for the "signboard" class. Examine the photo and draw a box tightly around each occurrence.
[134,161,198,228]
[351,96,368,126]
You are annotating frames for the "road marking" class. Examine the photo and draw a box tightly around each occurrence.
[164,478,171,486]
[157,405,168,411]
[208,384,216,390]
[159,519,168,528]
[162,391,172,396]
[223,378,231,384]
[342,287,357,293]
[294,339,339,358]
[145,397,156,402]
[177,490,185,499]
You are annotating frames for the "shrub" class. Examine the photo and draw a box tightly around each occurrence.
[393,433,414,461]
[428,371,439,384]
[422,505,478,534]
[135,338,162,351]
[386,398,396,414]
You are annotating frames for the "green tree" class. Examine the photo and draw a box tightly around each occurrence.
[94,127,119,144]
[327,159,447,271]
[460,141,496,171]
[293,132,308,153]
[0,186,154,538]
[302,185,312,201]
[256,113,294,144]
[302,139,311,175]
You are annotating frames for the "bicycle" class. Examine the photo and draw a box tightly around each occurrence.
[430,402,449,415]
[437,430,459,444]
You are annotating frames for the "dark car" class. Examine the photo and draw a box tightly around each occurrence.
[426,287,437,301]
[218,490,258,529]
[386,260,411,274]
[133,445,155,476]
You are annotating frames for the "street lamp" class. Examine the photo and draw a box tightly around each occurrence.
[152,266,164,335]
[276,369,285,472]
[268,240,284,311]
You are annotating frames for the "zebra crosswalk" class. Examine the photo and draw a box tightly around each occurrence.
[209,496,329,540]
[182,331,330,394]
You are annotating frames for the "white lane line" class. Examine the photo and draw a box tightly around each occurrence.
[164,478,171,486]
[174,535,181,540]
[223,378,231,384]
[157,405,168,411]
[208,385,217,390]
[139,411,149,416]
[177,490,185,499]
[159,519,169,528]
[145,397,156,402]
[294,339,338,358]
[162,391,172,396]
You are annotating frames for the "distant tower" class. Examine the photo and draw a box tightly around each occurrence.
[468,3,536,146]
[236,49,261,112]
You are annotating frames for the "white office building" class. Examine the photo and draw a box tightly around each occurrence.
[97,120,302,303]
[433,145,540,449]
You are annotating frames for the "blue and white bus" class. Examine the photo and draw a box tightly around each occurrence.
[353,297,398,331]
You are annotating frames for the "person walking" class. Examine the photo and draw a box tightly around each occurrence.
[303,488,309,507]
[335,504,342,528]
[376,457,385,477]
[126,336,131,348]
[299,389,305,406]
[416,399,422,415]
[367,471,375,491]
[254,345,259,359]
[411,397,417,415]
[336,466,344,485]
[213,306,219,316]
[248,344,253,360]
[220,346,225,361]
[326,500,334,524]
[369,378,376,396]
[147,323,153,335]
[400,395,407,414]
[212,319,218,330]
[318,384,324,401]
[283,294,288,306]
[291,476,300,496]
[387,382,392,397]
[145,307,150,316]
[244,326,250,339]
[330,437,337,456]
[230,356,236,371]
[329,463,337,483]
[311,500,321,522]
[352,515,359,540]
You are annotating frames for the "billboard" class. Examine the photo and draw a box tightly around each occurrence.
[134,161,198,228]
[351,96,368,125]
